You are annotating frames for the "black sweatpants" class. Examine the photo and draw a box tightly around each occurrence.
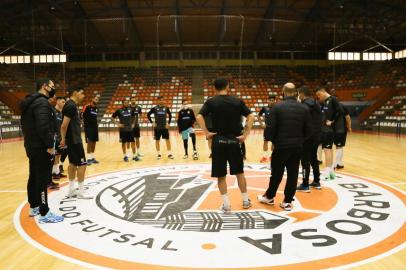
[265,147,302,203]
[27,149,53,216]
[301,135,321,186]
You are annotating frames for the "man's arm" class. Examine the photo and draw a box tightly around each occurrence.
[197,114,216,139]
[345,114,352,132]
[268,107,278,142]
[237,113,254,143]
[166,107,172,127]
[60,116,71,148]
[34,100,54,153]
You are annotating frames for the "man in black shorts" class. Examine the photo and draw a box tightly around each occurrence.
[112,100,138,162]
[147,96,173,160]
[316,87,343,181]
[177,99,198,160]
[258,95,276,163]
[334,102,351,169]
[197,78,254,213]
[131,98,143,158]
[82,95,100,164]
[60,87,88,199]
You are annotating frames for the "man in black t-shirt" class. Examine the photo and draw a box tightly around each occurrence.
[61,88,88,199]
[316,87,344,181]
[177,99,198,160]
[82,95,99,164]
[334,102,351,169]
[147,96,173,160]
[197,78,254,214]
[112,100,138,162]
[258,95,276,163]
[131,98,143,157]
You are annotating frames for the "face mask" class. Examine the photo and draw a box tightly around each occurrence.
[48,87,56,98]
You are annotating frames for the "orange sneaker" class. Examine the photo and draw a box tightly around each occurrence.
[259,156,268,163]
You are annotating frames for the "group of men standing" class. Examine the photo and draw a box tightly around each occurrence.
[21,76,350,225]
[199,78,350,212]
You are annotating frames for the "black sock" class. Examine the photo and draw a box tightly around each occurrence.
[183,139,188,155]
[190,133,196,151]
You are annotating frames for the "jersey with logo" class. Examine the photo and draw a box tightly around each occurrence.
[112,107,134,132]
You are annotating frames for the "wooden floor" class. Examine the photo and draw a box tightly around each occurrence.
[0,130,405,270]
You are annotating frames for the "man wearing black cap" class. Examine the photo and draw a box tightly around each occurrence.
[197,78,254,214]
[258,82,312,211]
[20,78,64,223]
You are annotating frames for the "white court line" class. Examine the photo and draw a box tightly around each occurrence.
[0,190,26,193]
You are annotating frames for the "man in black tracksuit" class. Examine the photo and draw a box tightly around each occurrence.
[177,99,198,159]
[258,82,312,211]
[20,78,64,223]
[297,86,322,192]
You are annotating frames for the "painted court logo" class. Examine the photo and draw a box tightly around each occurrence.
[15,164,406,269]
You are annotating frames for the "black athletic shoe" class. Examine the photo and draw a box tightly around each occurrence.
[335,165,344,170]
[309,182,322,190]
[318,160,323,165]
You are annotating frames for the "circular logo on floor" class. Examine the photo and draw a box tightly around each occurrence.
[15,164,406,269]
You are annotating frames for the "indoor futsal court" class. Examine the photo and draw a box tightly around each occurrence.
[0,1,405,270]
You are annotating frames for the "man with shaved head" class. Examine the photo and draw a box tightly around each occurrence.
[258,82,312,211]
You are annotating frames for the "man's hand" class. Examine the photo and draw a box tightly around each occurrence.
[205,131,216,140]
[59,139,66,149]
[326,120,333,126]
[236,134,247,143]
[261,123,266,129]
[153,123,157,128]
[347,127,352,133]
[165,124,170,129]
[47,148,54,155]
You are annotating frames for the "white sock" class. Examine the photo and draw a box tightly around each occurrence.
[69,180,75,192]
[336,148,344,166]
[324,167,331,175]
[262,151,267,158]
[242,192,249,202]
[54,165,60,175]
[221,194,230,207]
[78,181,84,194]
[317,145,323,161]
[267,151,272,157]
[157,151,160,155]
[123,153,128,158]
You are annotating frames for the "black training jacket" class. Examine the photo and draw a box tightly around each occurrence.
[20,93,55,152]
[269,96,312,149]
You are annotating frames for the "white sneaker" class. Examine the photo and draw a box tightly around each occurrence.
[257,195,274,205]
[183,154,188,159]
[76,192,93,200]
[67,189,77,198]
[220,204,231,214]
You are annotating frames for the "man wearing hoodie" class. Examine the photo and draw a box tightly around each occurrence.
[20,78,64,223]
[297,86,322,192]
